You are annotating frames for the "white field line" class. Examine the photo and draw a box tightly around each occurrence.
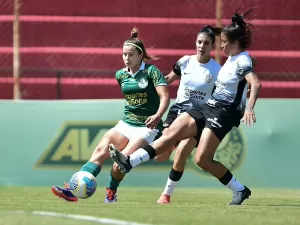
[5,211,154,225]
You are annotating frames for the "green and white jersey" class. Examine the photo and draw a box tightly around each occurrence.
[115,62,167,129]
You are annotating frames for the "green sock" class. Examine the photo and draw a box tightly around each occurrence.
[107,172,122,190]
[80,161,101,177]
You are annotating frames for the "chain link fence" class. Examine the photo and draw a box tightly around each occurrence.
[0,0,299,99]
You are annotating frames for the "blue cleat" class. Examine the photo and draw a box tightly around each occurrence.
[104,188,117,203]
[51,182,78,202]
[108,144,132,174]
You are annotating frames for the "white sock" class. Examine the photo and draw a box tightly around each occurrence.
[129,148,150,168]
[162,178,178,196]
[226,176,245,192]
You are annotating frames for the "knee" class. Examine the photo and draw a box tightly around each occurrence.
[90,136,111,162]
[94,135,111,153]
[194,155,211,171]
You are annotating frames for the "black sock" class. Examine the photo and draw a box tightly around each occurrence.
[169,168,183,182]
[143,145,157,159]
[218,170,233,185]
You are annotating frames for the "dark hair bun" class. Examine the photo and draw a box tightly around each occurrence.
[232,12,245,27]
[131,27,139,38]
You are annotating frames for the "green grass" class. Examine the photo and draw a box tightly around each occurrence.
[0,187,300,225]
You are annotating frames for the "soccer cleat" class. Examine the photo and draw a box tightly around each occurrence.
[157,193,171,204]
[51,182,78,202]
[108,144,132,174]
[104,188,117,203]
[228,186,251,205]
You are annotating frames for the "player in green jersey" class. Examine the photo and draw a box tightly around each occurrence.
[51,27,170,203]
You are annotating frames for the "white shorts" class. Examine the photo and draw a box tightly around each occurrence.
[113,120,159,144]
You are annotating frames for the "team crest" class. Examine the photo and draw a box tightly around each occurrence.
[188,127,246,177]
[138,77,148,88]
[204,73,213,83]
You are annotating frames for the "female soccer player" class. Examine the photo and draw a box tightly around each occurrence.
[109,8,262,205]
[107,25,221,204]
[51,27,170,202]
[153,25,222,204]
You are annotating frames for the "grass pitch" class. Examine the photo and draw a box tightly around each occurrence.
[0,187,300,225]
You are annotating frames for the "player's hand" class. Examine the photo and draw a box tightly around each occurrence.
[241,108,256,127]
[145,114,161,129]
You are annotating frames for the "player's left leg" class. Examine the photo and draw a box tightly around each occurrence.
[157,137,197,204]
[52,122,130,202]
[195,127,251,205]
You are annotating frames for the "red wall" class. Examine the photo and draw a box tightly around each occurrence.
[0,0,299,99]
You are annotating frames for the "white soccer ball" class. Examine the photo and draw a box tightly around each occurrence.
[68,171,97,199]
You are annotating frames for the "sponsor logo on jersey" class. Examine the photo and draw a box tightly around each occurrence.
[184,87,206,100]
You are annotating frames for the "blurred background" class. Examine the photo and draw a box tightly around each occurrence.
[1,0,300,100]
[0,0,300,189]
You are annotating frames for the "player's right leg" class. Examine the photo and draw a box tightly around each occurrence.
[109,112,200,174]
[157,137,197,204]
[52,121,129,202]
[105,136,148,203]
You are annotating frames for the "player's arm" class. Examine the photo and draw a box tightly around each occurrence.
[247,55,257,93]
[165,71,180,84]
[166,60,183,84]
[238,57,261,126]
[145,85,169,129]
[245,72,261,112]
[145,67,170,129]
[243,71,262,127]
[249,55,257,68]
[154,85,170,119]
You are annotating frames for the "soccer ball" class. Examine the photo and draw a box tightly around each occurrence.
[68,171,97,199]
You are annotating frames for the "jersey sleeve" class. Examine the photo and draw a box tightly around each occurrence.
[211,61,221,83]
[236,56,253,80]
[115,70,122,86]
[149,65,167,87]
[172,55,190,76]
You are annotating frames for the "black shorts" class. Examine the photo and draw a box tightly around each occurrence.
[163,103,202,146]
[187,104,242,141]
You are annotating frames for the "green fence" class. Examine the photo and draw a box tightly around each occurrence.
[0,99,298,188]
